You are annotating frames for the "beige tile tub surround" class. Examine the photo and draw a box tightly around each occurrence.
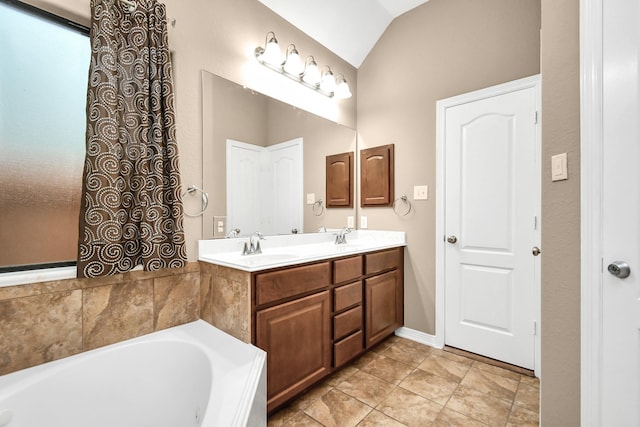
[82,279,154,350]
[199,261,252,344]
[0,262,203,375]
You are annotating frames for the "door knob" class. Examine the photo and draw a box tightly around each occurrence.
[532,246,541,256]
[447,235,457,244]
[608,261,631,279]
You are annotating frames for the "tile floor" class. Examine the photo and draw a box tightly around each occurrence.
[268,335,540,426]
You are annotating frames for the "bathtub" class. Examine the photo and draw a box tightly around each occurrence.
[0,320,267,427]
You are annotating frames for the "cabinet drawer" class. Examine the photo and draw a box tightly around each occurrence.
[365,248,401,275]
[255,262,331,307]
[334,330,364,368]
[333,256,363,284]
[333,306,362,340]
[334,281,362,312]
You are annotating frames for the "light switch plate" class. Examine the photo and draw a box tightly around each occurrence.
[306,193,315,204]
[213,216,226,239]
[347,216,354,228]
[551,153,568,181]
[360,216,368,229]
[413,185,429,200]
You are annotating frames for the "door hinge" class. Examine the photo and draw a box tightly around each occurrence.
[534,111,539,124]
[532,320,537,336]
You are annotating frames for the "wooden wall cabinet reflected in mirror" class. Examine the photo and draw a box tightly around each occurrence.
[360,144,394,207]
[326,152,354,208]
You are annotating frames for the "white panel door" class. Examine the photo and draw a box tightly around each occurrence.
[600,0,640,423]
[443,80,539,369]
[266,138,303,235]
[226,140,263,236]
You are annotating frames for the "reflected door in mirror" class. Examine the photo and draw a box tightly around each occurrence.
[226,139,303,235]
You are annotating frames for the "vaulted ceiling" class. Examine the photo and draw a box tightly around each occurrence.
[257,0,430,68]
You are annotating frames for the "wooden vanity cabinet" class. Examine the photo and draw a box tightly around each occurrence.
[251,247,403,413]
[365,248,404,349]
[256,290,331,411]
[254,262,332,412]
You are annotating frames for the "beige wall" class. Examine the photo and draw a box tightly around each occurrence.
[357,0,541,335]
[540,0,581,424]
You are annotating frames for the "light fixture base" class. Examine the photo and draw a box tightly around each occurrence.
[254,45,335,98]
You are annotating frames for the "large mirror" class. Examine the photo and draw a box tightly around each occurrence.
[200,70,357,239]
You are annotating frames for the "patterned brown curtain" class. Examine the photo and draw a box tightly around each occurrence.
[77,0,186,278]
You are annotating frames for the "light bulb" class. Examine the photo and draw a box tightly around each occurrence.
[335,79,352,99]
[283,46,304,75]
[261,33,282,66]
[320,69,336,93]
[302,61,321,85]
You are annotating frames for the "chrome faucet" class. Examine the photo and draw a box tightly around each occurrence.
[226,228,240,238]
[242,231,265,255]
[334,227,351,245]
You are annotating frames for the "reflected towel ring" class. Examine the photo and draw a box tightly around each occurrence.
[181,185,209,217]
[393,195,412,217]
[312,199,324,216]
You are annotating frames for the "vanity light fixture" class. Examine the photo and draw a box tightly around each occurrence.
[254,31,352,99]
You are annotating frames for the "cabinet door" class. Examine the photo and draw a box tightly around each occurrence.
[256,291,331,412]
[365,270,403,348]
[360,144,394,206]
[326,151,354,207]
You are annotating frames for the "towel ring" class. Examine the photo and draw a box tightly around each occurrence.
[182,185,209,217]
[312,199,324,216]
[393,195,412,217]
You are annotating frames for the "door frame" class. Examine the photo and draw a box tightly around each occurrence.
[580,0,604,424]
[435,75,542,376]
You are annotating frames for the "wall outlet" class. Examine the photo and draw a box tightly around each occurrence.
[347,216,354,228]
[213,216,226,238]
[360,216,368,229]
[306,193,316,204]
[413,185,429,200]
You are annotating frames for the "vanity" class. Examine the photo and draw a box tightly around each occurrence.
[199,230,405,412]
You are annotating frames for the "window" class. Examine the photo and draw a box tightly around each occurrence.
[0,0,89,272]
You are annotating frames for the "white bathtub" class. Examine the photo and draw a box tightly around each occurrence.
[0,320,267,427]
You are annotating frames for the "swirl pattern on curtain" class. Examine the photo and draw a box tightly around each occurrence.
[78,0,186,278]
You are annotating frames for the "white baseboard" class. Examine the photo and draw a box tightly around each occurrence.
[394,327,441,349]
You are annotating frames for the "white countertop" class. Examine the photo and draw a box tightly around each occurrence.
[198,230,406,272]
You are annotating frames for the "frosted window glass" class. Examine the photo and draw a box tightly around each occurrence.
[0,2,89,269]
